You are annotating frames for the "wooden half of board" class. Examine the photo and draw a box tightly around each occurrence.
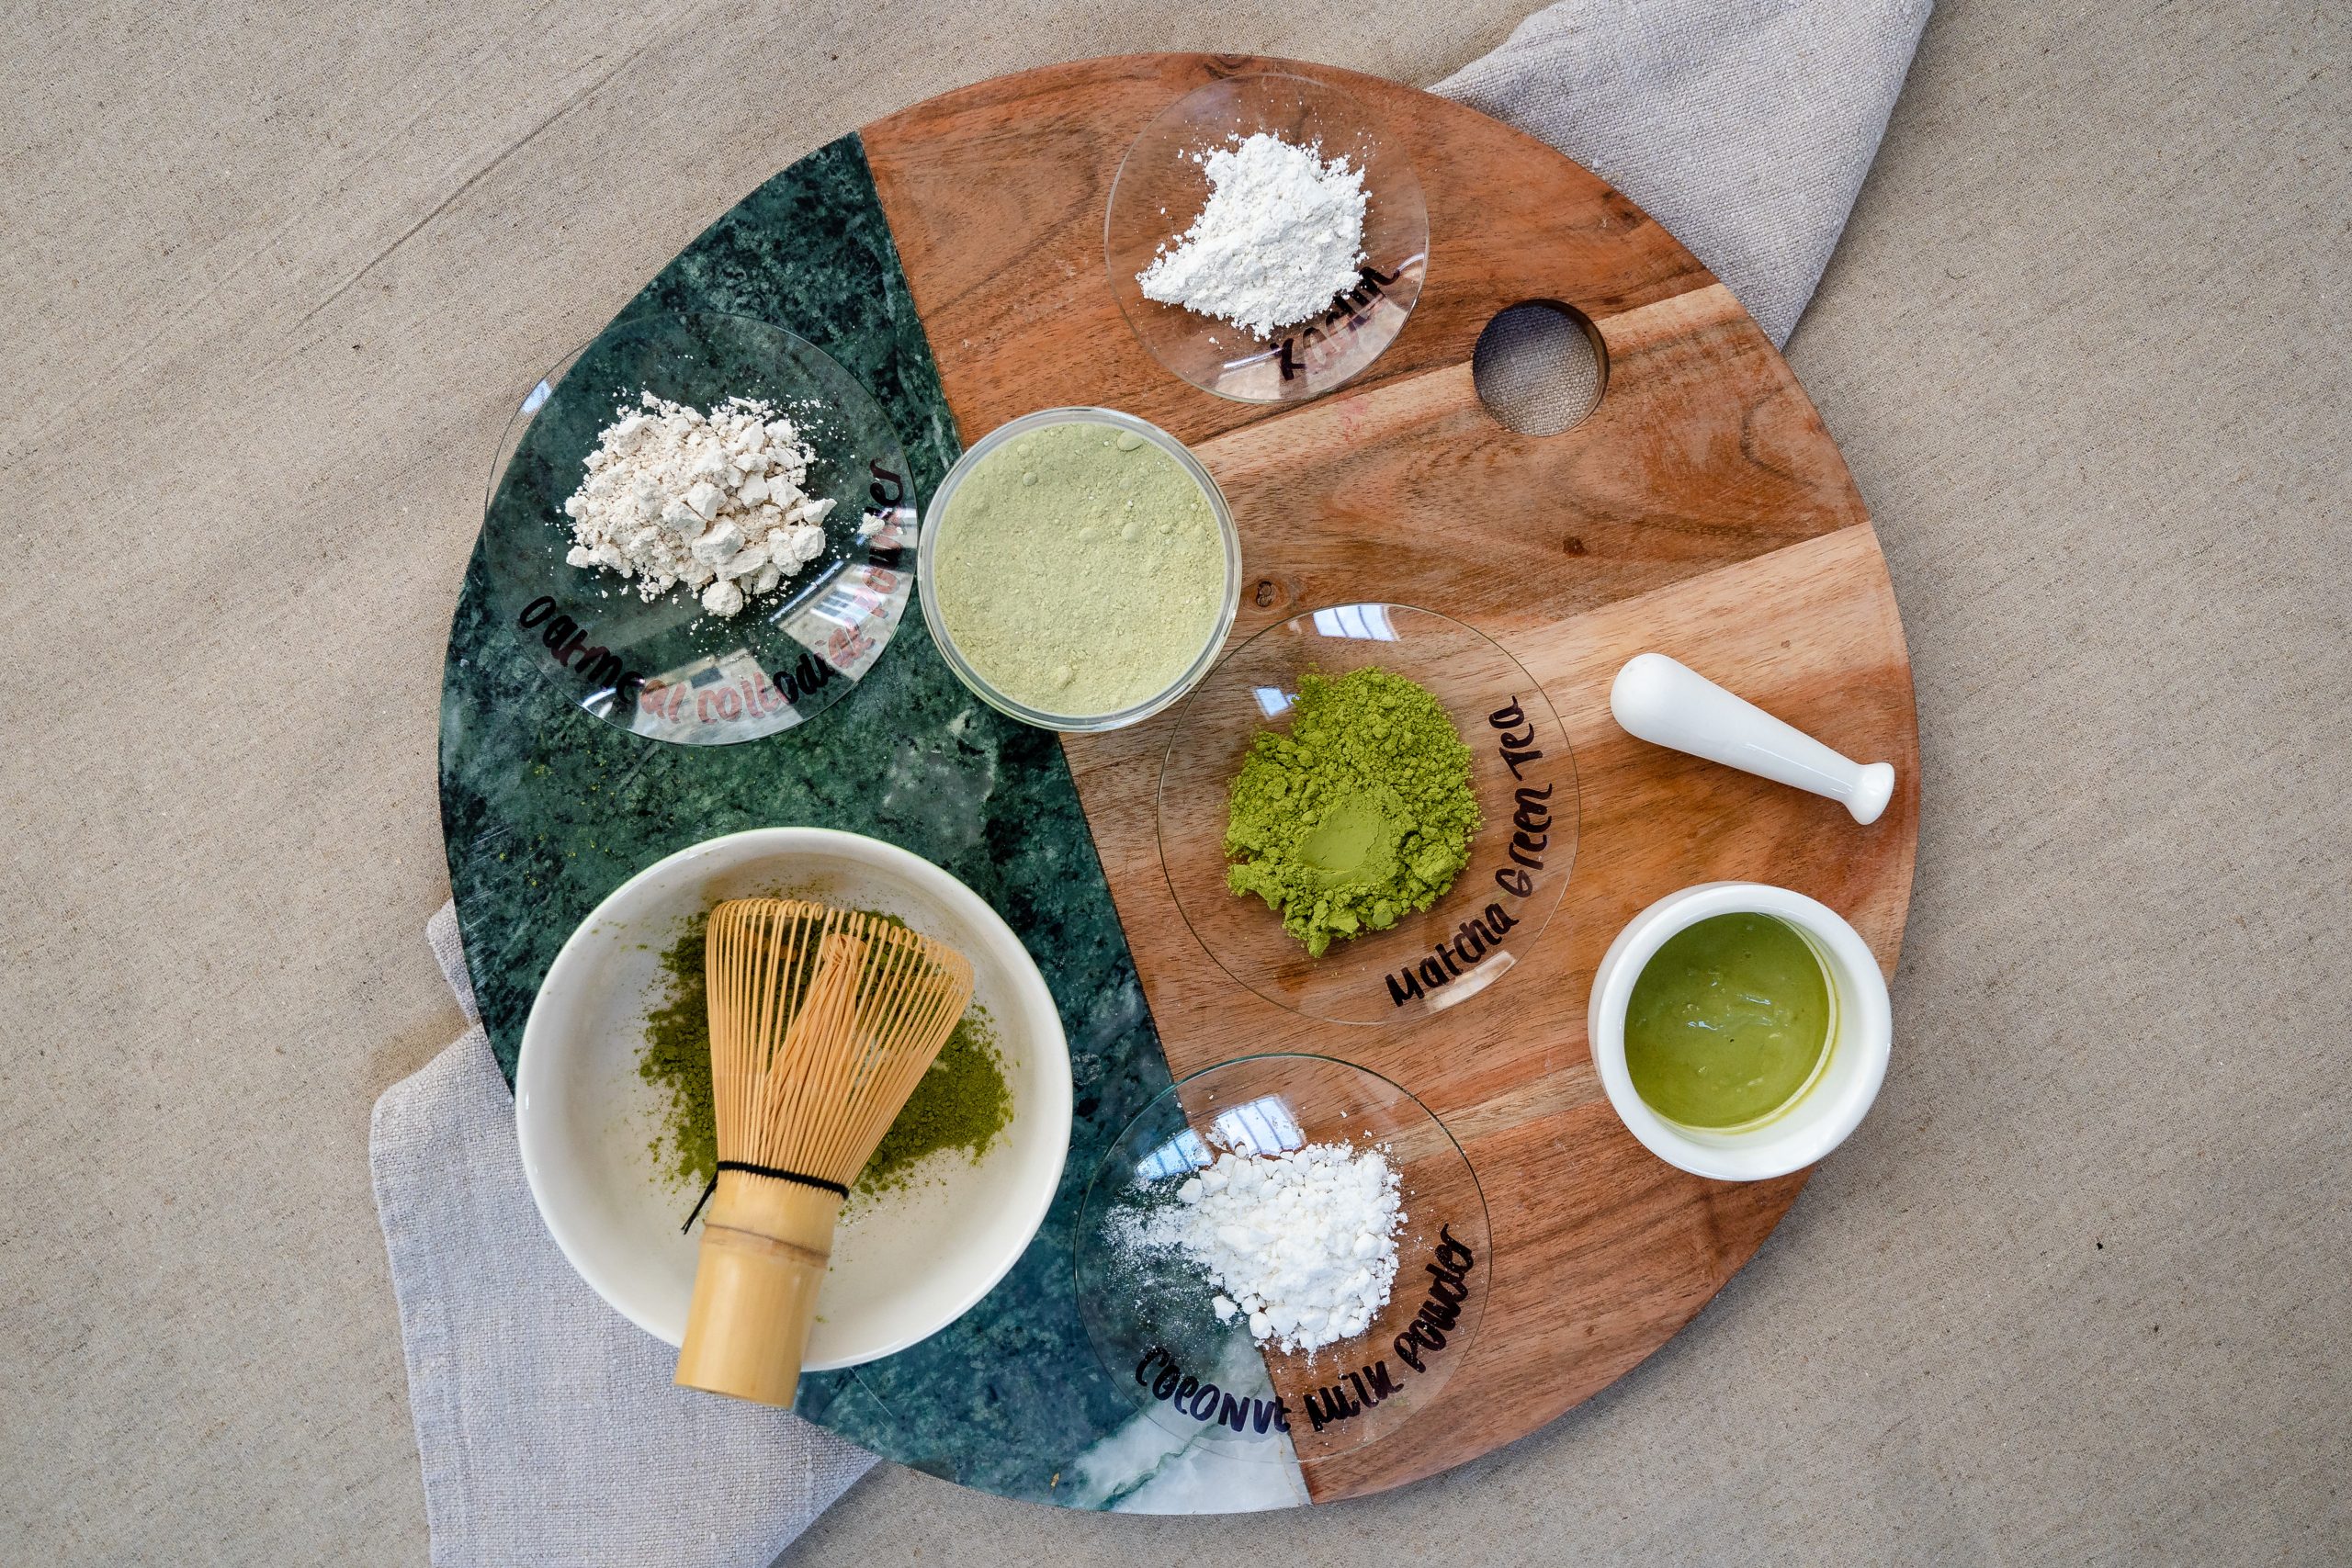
[861,53,1919,1503]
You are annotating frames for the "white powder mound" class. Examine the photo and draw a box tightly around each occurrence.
[1141,1142,1403,1354]
[561,393,835,618]
[1137,132,1368,340]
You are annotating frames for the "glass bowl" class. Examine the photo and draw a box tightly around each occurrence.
[917,407,1241,734]
[1074,1055,1490,1463]
[1104,72,1428,404]
[477,310,917,745]
[1158,604,1577,1024]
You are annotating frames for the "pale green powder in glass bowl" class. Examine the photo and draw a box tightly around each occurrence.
[919,408,1239,733]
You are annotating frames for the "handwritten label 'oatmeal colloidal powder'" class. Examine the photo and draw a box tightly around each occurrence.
[931,419,1228,719]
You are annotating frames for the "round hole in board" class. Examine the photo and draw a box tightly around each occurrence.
[1471,300,1607,436]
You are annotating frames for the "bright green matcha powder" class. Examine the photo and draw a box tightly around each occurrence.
[933,419,1227,717]
[1224,667,1481,958]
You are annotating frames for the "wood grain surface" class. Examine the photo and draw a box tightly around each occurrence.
[863,53,1919,1503]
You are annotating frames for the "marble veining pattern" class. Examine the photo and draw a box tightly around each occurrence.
[438,134,1292,1508]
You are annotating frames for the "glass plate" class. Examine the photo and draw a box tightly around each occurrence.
[1158,604,1577,1024]
[1074,1055,1490,1462]
[1104,73,1428,404]
[478,310,917,745]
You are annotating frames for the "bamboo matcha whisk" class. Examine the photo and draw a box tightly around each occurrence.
[675,897,975,1407]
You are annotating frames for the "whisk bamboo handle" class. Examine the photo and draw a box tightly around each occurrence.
[677,929,867,1406]
[674,1173,842,1407]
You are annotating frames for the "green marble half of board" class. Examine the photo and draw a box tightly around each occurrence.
[437,136,1186,1506]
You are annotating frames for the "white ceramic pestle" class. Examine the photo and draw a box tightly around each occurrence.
[1609,653,1895,825]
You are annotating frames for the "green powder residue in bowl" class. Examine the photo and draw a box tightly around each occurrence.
[635,913,1014,1198]
[1224,666,1481,958]
[933,419,1227,718]
[855,1008,1015,1194]
[639,915,718,1189]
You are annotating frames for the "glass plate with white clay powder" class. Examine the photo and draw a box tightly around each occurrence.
[1074,1055,1490,1463]
[1105,72,1428,404]
[477,311,917,745]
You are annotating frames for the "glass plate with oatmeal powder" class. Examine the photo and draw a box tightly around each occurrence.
[1157,604,1577,1025]
[1105,72,1428,404]
[478,310,917,745]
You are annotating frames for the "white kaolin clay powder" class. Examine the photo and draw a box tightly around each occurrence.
[561,393,835,618]
[1137,132,1368,340]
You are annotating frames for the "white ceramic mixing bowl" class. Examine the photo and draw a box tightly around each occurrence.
[515,828,1071,1367]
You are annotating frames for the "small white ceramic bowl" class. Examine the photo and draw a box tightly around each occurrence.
[516,828,1071,1367]
[1587,882,1891,1181]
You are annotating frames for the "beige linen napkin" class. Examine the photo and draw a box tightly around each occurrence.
[1437,0,1933,346]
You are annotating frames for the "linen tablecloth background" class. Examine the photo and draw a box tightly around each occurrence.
[11,0,2349,1562]
[369,5,1930,1562]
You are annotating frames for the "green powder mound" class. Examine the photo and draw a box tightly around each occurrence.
[639,915,717,1189]
[635,913,1013,1198]
[855,1008,1014,1195]
[933,419,1226,717]
[1224,666,1481,958]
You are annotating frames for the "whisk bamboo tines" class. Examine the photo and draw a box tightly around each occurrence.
[674,897,975,1407]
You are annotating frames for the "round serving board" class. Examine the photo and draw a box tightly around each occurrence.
[440,53,1917,1513]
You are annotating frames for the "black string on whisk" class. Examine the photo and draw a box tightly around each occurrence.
[680,1160,853,1234]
